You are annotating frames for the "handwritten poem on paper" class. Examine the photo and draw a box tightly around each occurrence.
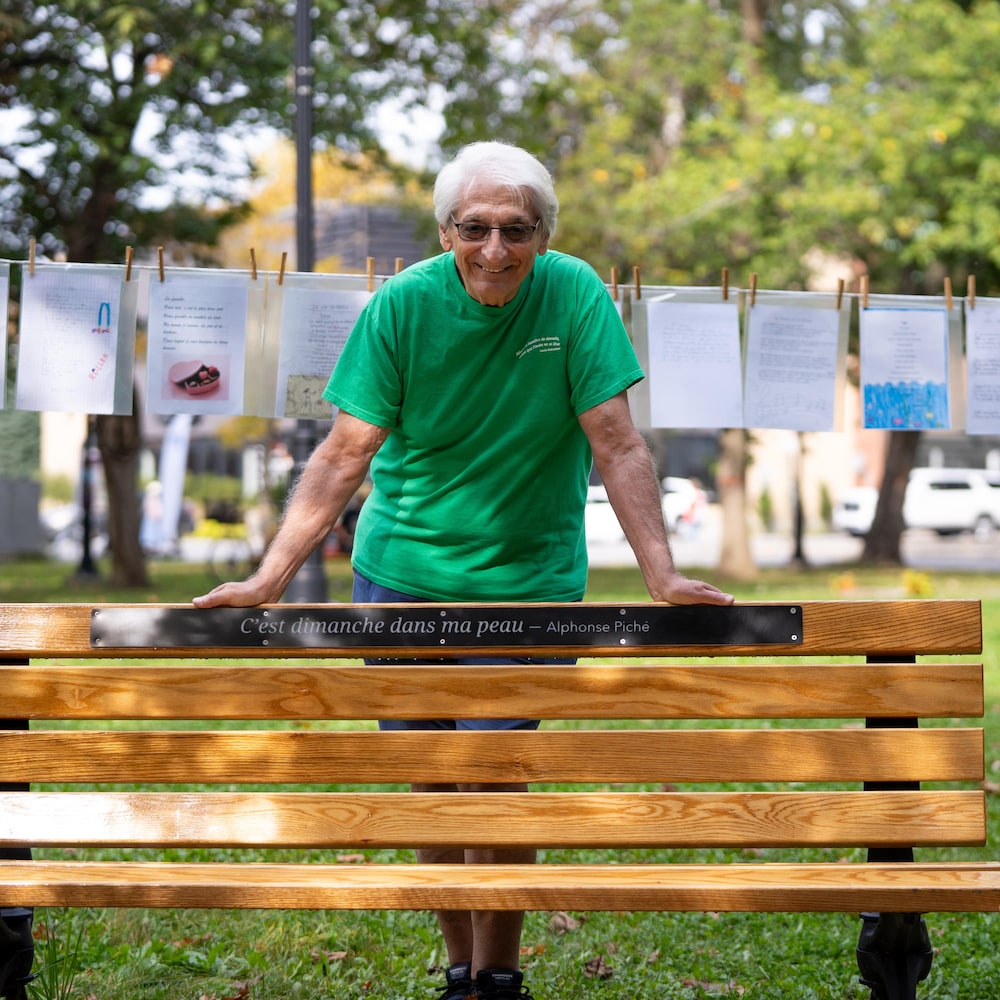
[275,287,371,417]
[966,300,1000,434]
[743,304,842,430]
[645,300,744,428]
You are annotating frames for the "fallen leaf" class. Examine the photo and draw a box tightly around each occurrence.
[310,947,349,962]
[548,911,581,934]
[583,954,614,980]
[174,933,213,948]
[680,978,745,995]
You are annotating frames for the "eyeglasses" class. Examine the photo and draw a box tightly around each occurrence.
[449,215,542,244]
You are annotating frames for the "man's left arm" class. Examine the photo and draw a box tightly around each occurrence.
[579,392,733,606]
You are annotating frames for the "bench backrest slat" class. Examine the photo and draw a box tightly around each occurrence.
[0,790,985,849]
[0,728,984,784]
[0,662,984,720]
[0,600,983,657]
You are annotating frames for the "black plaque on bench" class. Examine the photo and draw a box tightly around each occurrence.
[91,605,802,650]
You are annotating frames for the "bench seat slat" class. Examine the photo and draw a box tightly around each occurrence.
[2,861,998,913]
[0,662,984,720]
[0,728,985,784]
[0,600,983,657]
[0,791,985,848]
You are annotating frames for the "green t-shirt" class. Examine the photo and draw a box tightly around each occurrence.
[323,249,644,601]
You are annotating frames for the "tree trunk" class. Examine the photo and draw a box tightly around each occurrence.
[717,428,759,581]
[860,431,920,565]
[791,432,808,566]
[96,410,149,588]
[740,0,767,48]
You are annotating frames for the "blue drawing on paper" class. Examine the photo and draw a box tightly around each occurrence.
[92,301,112,334]
[863,381,949,429]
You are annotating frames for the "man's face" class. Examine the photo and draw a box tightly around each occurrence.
[438,182,549,307]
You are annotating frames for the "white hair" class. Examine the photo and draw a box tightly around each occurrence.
[433,141,558,239]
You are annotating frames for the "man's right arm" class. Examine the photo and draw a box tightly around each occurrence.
[193,412,389,608]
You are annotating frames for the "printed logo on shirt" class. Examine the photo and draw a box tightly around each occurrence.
[515,337,562,359]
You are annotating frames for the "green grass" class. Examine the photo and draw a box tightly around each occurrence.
[1,555,997,999]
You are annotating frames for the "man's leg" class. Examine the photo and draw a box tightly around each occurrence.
[412,780,535,976]
[411,785,475,968]
[467,843,535,974]
[354,572,556,995]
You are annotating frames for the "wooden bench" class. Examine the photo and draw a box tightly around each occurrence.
[0,599,997,1000]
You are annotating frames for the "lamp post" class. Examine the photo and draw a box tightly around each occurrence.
[284,0,328,602]
[75,416,100,579]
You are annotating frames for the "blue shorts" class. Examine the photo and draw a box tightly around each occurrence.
[352,571,575,732]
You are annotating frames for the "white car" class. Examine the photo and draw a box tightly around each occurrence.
[831,487,878,536]
[661,477,705,533]
[584,484,625,544]
[903,467,1000,538]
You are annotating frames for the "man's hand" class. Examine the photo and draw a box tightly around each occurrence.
[193,576,280,609]
[655,571,734,606]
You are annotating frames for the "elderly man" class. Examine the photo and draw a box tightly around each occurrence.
[195,140,732,1000]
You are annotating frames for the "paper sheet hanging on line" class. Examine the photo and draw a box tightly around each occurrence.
[643,299,743,428]
[860,306,950,429]
[272,283,371,418]
[743,301,844,431]
[147,273,249,415]
[16,265,129,414]
[0,263,8,407]
[965,298,1000,435]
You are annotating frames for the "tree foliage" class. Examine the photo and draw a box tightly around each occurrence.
[0,0,552,584]
[0,0,540,263]
[533,0,1000,568]
[4,0,997,577]
[546,0,1000,296]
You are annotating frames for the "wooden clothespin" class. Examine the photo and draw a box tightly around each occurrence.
[610,266,619,301]
[749,273,758,307]
[157,246,165,282]
[28,238,35,276]
[125,246,134,282]
[944,276,953,311]
[249,247,258,281]
[721,267,729,301]
[632,265,641,300]
[278,251,287,286]
[968,275,976,310]
[367,257,375,292]
[395,257,404,274]
[860,274,869,309]
[835,278,844,311]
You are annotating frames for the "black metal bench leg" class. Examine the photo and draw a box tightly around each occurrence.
[859,701,933,1000]
[856,912,933,1000]
[1,715,35,1000]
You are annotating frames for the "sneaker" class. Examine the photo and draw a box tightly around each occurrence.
[475,967,534,999]
[0,909,36,1000]
[436,961,476,999]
